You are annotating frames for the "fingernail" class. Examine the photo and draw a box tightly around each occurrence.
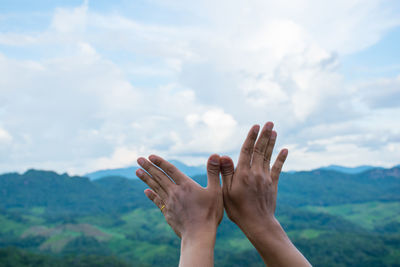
[136,169,143,176]
[282,149,288,156]
[220,157,231,166]
[266,122,274,130]
[137,158,145,165]
[148,155,156,162]
[210,154,220,164]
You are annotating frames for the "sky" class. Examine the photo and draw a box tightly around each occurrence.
[0,0,400,175]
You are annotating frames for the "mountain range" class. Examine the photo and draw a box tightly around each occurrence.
[84,161,398,180]
[1,164,400,266]
[85,159,206,180]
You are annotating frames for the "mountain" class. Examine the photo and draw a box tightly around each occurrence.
[84,160,206,180]
[2,166,400,213]
[0,169,150,217]
[1,166,400,266]
[85,166,139,180]
[85,161,399,180]
[277,166,400,207]
[317,164,380,174]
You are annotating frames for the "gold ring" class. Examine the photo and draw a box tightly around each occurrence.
[160,204,165,212]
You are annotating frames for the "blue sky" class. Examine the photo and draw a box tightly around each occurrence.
[341,26,400,80]
[0,0,400,174]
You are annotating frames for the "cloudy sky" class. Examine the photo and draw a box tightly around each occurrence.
[1,0,400,175]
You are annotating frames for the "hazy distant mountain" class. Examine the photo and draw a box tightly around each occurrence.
[85,160,398,180]
[317,164,380,174]
[85,166,139,180]
[85,160,206,180]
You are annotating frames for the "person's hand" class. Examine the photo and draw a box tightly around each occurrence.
[136,154,223,267]
[219,122,310,267]
[219,122,287,228]
[136,154,223,239]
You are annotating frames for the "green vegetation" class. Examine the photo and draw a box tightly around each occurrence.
[305,201,400,230]
[0,167,399,266]
[0,246,131,267]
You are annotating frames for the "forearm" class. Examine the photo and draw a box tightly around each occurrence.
[239,217,311,267]
[179,228,217,267]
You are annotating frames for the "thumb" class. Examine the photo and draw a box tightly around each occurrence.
[207,154,221,190]
[220,156,234,190]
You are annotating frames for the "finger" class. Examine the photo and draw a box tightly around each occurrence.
[237,125,260,170]
[148,155,189,185]
[144,189,166,213]
[264,130,277,169]
[136,168,168,199]
[220,156,234,190]
[271,149,288,183]
[137,157,174,191]
[252,122,274,169]
[207,154,221,190]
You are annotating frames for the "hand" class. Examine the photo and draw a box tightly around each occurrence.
[220,122,287,228]
[136,154,224,239]
[219,122,310,267]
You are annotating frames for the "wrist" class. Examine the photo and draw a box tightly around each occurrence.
[236,214,277,232]
[179,226,217,267]
[237,216,311,267]
[181,225,217,243]
[238,216,288,244]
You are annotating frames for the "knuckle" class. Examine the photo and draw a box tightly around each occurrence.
[147,193,155,201]
[250,168,258,176]
[271,173,279,181]
[255,173,264,180]
[142,160,151,170]
[208,161,220,174]
[272,165,281,173]
[208,168,219,176]
[269,139,276,146]
[253,146,264,155]
[152,157,162,166]
[139,175,148,183]
[165,165,176,176]
[250,169,264,179]
[152,179,161,189]
[250,133,258,141]
[263,157,271,164]
[147,163,156,171]
[222,168,234,176]
[241,146,252,156]
[239,169,250,179]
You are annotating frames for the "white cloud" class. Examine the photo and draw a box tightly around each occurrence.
[50,1,88,34]
[0,0,399,174]
[0,128,12,144]
[87,146,139,171]
[178,108,238,153]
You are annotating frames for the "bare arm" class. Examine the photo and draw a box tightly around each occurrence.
[136,154,223,267]
[219,122,311,267]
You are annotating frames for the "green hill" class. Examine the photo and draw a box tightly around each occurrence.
[0,167,399,266]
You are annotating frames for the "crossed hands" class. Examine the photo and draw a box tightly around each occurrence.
[136,122,310,267]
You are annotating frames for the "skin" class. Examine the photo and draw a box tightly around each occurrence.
[219,122,311,267]
[136,154,223,267]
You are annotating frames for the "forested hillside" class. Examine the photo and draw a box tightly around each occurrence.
[1,167,400,266]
